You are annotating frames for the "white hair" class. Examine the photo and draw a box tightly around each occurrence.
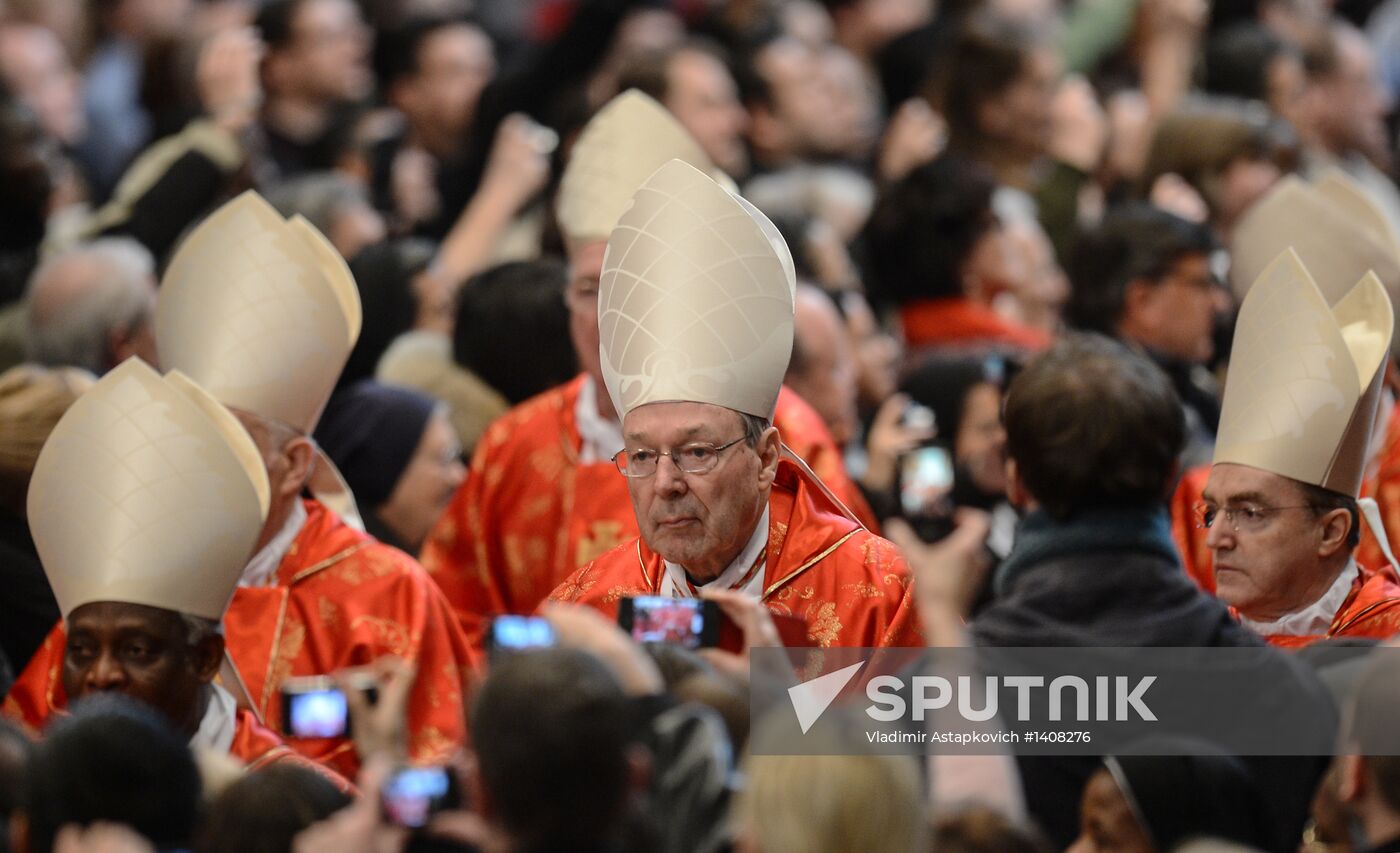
[24,237,156,373]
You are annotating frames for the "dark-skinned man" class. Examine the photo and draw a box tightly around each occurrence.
[9,357,345,788]
[7,192,476,779]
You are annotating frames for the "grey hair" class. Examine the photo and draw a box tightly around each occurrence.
[24,238,155,373]
[740,412,771,448]
[179,613,222,647]
[266,172,369,237]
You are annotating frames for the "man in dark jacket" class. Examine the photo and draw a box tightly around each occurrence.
[969,334,1331,852]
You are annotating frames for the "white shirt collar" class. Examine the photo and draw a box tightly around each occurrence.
[189,682,238,755]
[240,499,307,588]
[1239,559,1360,637]
[660,507,770,599]
[575,375,625,464]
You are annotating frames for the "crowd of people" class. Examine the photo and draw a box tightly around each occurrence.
[4,0,1400,850]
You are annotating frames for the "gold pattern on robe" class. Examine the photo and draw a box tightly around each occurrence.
[529,444,568,480]
[843,581,881,599]
[503,535,548,582]
[484,463,506,490]
[576,520,627,567]
[555,570,597,602]
[350,615,411,657]
[411,725,456,763]
[317,596,339,631]
[806,601,841,647]
[521,493,555,521]
[602,584,644,603]
[267,618,308,710]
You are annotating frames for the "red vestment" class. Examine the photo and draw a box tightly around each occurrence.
[1237,564,1400,648]
[1171,404,1400,593]
[231,707,355,792]
[899,298,1053,353]
[5,499,477,778]
[420,375,878,650]
[546,459,922,647]
[2,640,352,792]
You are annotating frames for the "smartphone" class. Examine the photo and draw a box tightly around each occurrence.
[487,615,557,659]
[898,444,958,543]
[617,596,721,649]
[279,673,377,739]
[898,444,955,518]
[381,766,460,828]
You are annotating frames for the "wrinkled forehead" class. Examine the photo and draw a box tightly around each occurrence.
[623,401,744,444]
[1202,462,1305,505]
[66,600,182,634]
[566,240,607,286]
[230,407,302,451]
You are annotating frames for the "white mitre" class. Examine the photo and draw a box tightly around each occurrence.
[598,159,797,420]
[28,358,271,621]
[556,89,722,250]
[1214,249,1393,497]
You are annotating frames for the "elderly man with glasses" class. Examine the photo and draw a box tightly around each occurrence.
[548,159,919,648]
[1197,248,1400,647]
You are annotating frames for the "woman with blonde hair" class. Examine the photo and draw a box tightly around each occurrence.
[733,712,929,853]
[0,363,94,677]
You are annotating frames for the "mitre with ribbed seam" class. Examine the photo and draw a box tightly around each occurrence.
[1214,249,1394,497]
[598,159,796,420]
[28,358,270,621]
[1230,174,1400,358]
[557,89,721,250]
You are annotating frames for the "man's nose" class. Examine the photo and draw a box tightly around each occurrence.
[86,651,128,691]
[1204,515,1233,551]
[653,453,689,496]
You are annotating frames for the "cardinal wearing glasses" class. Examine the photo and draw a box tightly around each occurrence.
[1172,172,1400,597]
[546,159,920,648]
[1194,247,1400,648]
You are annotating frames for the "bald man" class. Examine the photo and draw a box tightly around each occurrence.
[785,285,859,447]
[24,238,158,375]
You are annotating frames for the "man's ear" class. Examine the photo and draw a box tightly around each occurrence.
[1317,507,1353,559]
[1005,458,1031,509]
[1336,752,1366,804]
[10,809,30,853]
[1121,278,1158,327]
[624,744,652,798]
[282,436,318,497]
[756,426,781,489]
[465,751,494,821]
[191,633,226,684]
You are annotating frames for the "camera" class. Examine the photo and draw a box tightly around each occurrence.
[486,615,557,660]
[381,766,460,828]
[279,673,377,739]
[617,596,721,649]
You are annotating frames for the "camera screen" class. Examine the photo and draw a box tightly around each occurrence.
[900,446,954,517]
[492,615,556,649]
[382,767,452,828]
[629,596,705,648]
[286,688,348,739]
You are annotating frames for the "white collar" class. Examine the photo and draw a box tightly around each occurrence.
[660,507,770,599]
[189,682,238,755]
[240,499,307,588]
[1239,559,1360,637]
[575,375,625,464]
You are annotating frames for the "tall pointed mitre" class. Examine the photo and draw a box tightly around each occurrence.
[1214,249,1394,496]
[598,159,797,420]
[1230,174,1400,357]
[27,359,271,621]
[556,89,718,249]
[155,190,362,435]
